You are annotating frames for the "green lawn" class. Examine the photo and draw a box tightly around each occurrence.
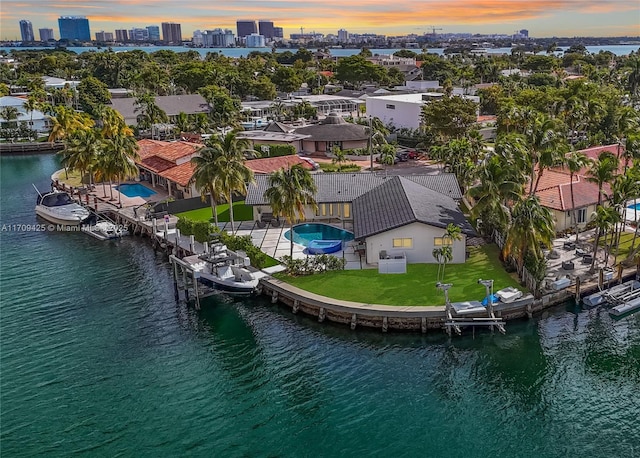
[176,201,254,222]
[275,244,523,306]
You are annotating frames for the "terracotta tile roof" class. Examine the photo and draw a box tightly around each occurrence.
[245,155,313,174]
[137,139,167,160]
[136,139,201,163]
[159,161,195,187]
[535,174,611,211]
[140,155,175,173]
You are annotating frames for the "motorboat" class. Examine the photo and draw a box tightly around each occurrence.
[181,244,267,295]
[82,221,129,241]
[35,186,90,226]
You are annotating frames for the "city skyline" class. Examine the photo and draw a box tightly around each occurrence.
[2,0,639,40]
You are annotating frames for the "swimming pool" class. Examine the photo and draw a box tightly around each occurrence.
[627,202,640,211]
[116,183,157,198]
[284,223,354,250]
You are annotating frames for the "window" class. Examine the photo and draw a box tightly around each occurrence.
[434,237,453,246]
[385,104,396,110]
[577,208,586,224]
[343,203,351,219]
[393,238,413,248]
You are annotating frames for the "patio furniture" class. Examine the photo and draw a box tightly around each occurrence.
[562,260,575,270]
[582,254,593,264]
[548,250,560,260]
[563,241,576,250]
[576,248,587,257]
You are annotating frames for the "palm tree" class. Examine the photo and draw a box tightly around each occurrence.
[0,106,19,129]
[331,146,348,171]
[565,150,592,244]
[264,164,318,257]
[624,56,640,101]
[190,146,226,226]
[134,92,168,138]
[504,196,555,276]
[207,131,255,232]
[590,205,618,271]
[586,151,619,206]
[60,129,100,186]
[48,106,93,142]
[103,133,140,206]
[22,97,38,140]
[525,113,562,195]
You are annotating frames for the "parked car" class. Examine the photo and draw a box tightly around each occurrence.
[396,152,409,162]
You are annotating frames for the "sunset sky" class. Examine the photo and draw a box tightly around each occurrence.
[2,0,639,40]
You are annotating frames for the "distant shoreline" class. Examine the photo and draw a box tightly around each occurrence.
[1,44,639,57]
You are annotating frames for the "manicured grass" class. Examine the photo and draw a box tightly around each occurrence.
[590,232,637,263]
[275,244,523,306]
[55,169,84,187]
[176,201,254,223]
[262,255,281,268]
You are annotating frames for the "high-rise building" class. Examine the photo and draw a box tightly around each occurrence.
[129,28,149,41]
[273,27,284,39]
[146,26,160,41]
[39,28,54,42]
[519,29,529,38]
[245,33,266,48]
[115,29,128,42]
[236,20,257,38]
[161,22,182,44]
[258,20,274,39]
[19,20,35,42]
[203,29,235,47]
[95,31,113,42]
[58,16,91,41]
[338,29,349,42]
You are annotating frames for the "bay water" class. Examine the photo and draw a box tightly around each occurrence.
[1,154,639,457]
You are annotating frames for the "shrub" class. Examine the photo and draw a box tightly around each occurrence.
[193,221,213,243]
[280,254,345,275]
[319,163,361,173]
[254,144,296,157]
[218,232,272,268]
[176,216,194,236]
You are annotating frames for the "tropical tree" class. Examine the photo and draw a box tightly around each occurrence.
[190,146,226,226]
[264,164,318,257]
[433,223,463,282]
[565,150,592,244]
[590,205,618,271]
[0,106,19,138]
[524,113,562,195]
[60,129,100,186]
[504,196,555,275]
[586,151,619,206]
[205,131,255,232]
[331,146,348,171]
[134,91,168,138]
[102,133,139,206]
[22,96,39,140]
[48,106,93,142]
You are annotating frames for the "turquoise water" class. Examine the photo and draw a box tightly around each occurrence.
[116,183,157,198]
[285,223,355,247]
[1,154,639,457]
[627,202,640,211]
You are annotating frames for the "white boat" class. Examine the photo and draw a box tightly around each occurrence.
[610,296,640,317]
[35,187,90,226]
[82,221,129,241]
[181,245,267,295]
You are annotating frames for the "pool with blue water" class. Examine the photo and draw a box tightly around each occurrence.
[116,183,157,198]
[284,223,354,247]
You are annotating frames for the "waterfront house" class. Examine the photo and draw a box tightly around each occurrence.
[136,139,201,199]
[533,144,622,233]
[352,176,475,264]
[0,95,50,133]
[246,172,473,264]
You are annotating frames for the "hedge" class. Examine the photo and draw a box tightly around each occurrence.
[254,143,296,157]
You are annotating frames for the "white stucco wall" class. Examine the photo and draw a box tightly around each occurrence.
[365,96,423,130]
[553,204,597,233]
[364,222,466,264]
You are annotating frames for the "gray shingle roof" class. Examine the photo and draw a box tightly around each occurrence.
[245,172,462,205]
[352,176,475,239]
[110,94,209,121]
[294,122,368,142]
